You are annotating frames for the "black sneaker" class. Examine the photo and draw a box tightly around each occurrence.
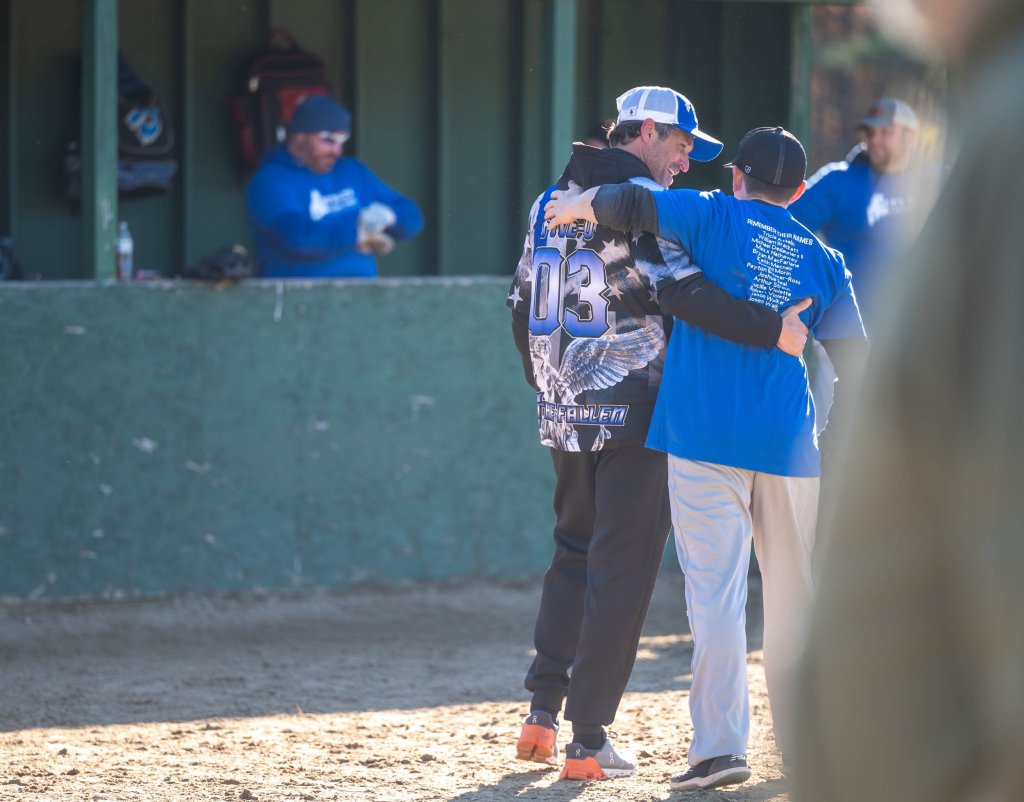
[669,754,751,791]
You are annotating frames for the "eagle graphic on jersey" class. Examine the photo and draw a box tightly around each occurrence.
[529,324,665,450]
[509,168,698,452]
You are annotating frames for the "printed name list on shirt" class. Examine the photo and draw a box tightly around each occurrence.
[745,218,809,310]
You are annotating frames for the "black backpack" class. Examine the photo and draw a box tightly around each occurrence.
[63,55,178,200]
[228,28,332,175]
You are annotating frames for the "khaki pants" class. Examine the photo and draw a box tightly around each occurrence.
[667,456,818,765]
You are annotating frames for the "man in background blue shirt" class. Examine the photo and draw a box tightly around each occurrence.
[789,97,941,435]
[790,97,929,330]
[246,96,423,278]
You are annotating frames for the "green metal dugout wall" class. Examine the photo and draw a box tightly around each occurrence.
[0,0,823,282]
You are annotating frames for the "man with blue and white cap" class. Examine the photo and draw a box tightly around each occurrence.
[508,87,810,782]
[613,85,726,169]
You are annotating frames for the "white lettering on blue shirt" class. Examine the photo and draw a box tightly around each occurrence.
[308,188,358,221]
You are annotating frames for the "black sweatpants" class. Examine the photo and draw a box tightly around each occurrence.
[525,444,672,727]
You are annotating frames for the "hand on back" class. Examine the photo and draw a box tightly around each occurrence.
[777,297,811,356]
[544,181,591,228]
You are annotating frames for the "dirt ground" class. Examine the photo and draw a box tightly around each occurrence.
[0,571,788,802]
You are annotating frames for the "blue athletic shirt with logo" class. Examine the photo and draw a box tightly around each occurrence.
[647,189,865,477]
[788,149,945,330]
[246,144,423,278]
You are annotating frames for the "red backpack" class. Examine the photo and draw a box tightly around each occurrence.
[229,28,332,175]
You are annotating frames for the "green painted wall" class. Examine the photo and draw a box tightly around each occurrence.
[5,1,83,279]
[177,1,264,270]
[0,279,555,599]
[353,0,434,277]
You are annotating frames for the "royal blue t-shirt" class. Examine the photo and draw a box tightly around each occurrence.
[788,152,944,330]
[647,189,865,477]
[788,157,904,327]
[246,145,423,278]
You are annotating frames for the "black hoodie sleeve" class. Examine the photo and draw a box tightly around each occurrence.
[593,184,660,234]
[593,183,782,348]
[658,275,783,348]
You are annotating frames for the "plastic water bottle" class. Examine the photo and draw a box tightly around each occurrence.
[116,221,134,281]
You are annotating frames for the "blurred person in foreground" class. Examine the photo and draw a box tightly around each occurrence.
[791,1,1024,801]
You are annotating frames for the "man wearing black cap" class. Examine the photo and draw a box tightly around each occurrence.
[508,89,811,784]
[544,126,867,791]
[246,95,423,278]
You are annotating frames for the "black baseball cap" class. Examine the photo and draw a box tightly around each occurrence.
[724,126,807,189]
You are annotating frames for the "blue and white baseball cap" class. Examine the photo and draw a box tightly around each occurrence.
[615,86,724,162]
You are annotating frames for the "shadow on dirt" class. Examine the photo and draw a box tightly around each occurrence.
[0,570,766,731]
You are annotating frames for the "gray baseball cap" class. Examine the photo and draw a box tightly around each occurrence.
[860,98,919,131]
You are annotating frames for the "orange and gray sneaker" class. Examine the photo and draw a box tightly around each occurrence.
[559,737,638,781]
[515,711,559,766]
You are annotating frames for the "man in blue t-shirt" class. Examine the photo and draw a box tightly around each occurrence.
[543,126,867,792]
[789,98,940,433]
[790,97,934,331]
[246,96,423,278]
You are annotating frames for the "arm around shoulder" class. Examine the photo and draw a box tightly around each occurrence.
[592,184,659,235]
[658,275,783,349]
